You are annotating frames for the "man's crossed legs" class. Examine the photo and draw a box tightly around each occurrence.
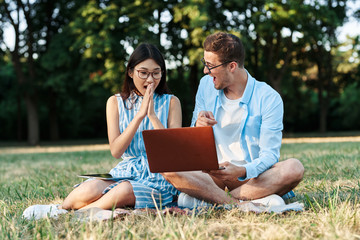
[162,158,304,206]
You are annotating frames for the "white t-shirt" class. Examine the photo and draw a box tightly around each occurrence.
[213,91,246,166]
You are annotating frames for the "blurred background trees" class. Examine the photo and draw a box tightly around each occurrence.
[1,0,359,145]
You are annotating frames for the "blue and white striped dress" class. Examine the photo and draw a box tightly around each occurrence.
[104,92,179,209]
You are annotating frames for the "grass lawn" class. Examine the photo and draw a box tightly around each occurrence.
[0,141,359,239]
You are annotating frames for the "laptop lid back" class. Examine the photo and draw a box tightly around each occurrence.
[142,126,219,173]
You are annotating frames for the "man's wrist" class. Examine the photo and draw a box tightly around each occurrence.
[238,166,246,178]
[237,166,247,181]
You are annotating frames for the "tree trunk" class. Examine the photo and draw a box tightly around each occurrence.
[6,1,40,145]
[48,90,59,141]
[319,98,327,133]
[317,64,327,133]
[11,51,40,145]
[17,95,23,141]
[25,94,39,145]
[23,0,39,144]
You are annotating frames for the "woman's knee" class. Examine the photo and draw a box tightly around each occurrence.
[114,181,134,195]
[111,181,135,206]
[62,180,109,209]
[79,180,109,196]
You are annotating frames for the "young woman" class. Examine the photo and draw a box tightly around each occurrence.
[23,43,182,219]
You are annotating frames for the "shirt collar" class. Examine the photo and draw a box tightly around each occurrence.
[241,69,255,105]
[216,69,255,105]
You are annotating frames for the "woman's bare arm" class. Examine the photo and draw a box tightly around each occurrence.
[167,96,182,128]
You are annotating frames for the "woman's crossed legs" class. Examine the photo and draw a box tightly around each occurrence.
[60,179,135,210]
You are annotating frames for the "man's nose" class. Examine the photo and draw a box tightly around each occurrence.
[203,66,210,75]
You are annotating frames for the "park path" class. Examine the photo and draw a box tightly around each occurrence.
[0,136,360,154]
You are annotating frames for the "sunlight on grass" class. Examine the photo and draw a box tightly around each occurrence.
[1,142,360,239]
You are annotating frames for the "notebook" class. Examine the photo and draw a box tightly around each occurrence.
[142,126,221,173]
[78,173,134,181]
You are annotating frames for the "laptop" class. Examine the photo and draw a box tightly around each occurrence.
[142,126,221,173]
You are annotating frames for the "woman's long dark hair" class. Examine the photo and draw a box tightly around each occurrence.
[121,43,170,100]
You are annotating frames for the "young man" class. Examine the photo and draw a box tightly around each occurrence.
[162,32,304,207]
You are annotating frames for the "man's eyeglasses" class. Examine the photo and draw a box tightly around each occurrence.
[135,69,162,80]
[201,58,233,74]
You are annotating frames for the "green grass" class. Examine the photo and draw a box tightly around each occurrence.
[1,142,360,239]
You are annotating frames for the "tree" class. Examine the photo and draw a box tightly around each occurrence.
[0,0,87,144]
[0,0,38,144]
[300,0,348,132]
[1,0,359,141]
[165,0,230,124]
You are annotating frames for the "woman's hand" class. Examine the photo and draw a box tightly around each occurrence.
[147,83,156,118]
[146,83,163,128]
[137,83,154,119]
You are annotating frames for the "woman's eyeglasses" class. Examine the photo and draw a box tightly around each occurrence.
[135,69,162,80]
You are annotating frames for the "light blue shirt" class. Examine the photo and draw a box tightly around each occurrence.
[191,70,283,181]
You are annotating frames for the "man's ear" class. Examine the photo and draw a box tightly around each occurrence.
[229,61,238,72]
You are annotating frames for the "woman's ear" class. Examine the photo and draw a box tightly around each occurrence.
[128,69,133,78]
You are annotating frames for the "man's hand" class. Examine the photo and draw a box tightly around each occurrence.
[205,161,246,182]
[196,111,218,127]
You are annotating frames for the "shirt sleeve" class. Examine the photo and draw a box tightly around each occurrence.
[238,91,283,181]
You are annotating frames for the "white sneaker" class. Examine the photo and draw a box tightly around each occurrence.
[251,194,285,207]
[177,192,213,209]
[22,204,68,220]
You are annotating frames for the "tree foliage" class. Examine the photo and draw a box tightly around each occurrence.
[0,0,359,143]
